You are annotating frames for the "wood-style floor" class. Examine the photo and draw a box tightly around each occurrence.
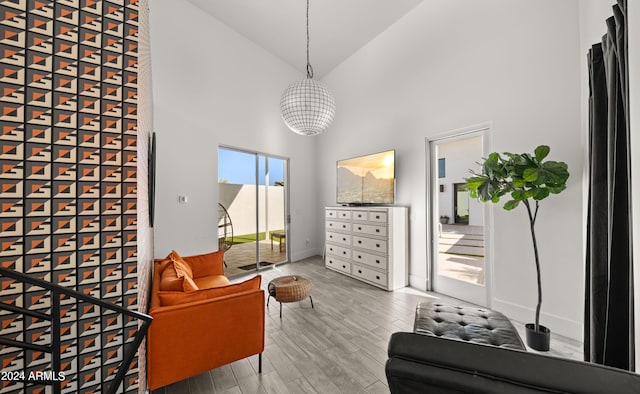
[152,256,582,394]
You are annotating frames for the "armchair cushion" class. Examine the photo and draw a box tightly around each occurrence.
[193,275,230,289]
[183,250,225,278]
[158,275,261,306]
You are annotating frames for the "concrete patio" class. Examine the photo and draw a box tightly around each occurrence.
[223,239,287,277]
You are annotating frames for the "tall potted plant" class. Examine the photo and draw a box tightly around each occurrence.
[466,145,569,351]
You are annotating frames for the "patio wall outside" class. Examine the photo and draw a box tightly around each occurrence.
[219,183,285,236]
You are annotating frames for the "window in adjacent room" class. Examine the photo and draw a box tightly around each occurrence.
[438,158,446,178]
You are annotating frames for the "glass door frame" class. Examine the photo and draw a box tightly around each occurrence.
[426,124,493,307]
[218,145,290,272]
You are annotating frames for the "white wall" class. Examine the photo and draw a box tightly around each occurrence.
[318,0,584,339]
[219,183,285,236]
[150,0,320,261]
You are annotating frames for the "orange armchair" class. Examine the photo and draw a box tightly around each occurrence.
[147,250,264,390]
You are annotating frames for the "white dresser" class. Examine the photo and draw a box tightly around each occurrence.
[324,206,408,290]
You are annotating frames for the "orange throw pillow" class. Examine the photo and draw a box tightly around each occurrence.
[182,275,199,292]
[159,263,183,291]
[159,251,199,292]
[158,275,261,306]
[167,250,193,279]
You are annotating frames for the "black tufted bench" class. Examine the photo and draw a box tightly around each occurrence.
[413,301,526,351]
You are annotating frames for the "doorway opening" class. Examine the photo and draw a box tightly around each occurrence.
[454,183,470,224]
[428,125,490,306]
[218,146,289,276]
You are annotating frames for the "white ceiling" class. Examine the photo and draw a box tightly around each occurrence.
[185,0,424,78]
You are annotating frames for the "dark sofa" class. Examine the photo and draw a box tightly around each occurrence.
[386,332,640,394]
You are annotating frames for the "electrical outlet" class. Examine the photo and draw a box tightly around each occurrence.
[178,195,188,204]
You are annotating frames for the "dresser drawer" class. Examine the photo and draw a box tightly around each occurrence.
[352,236,387,253]
[326,220,351,232]
[337,210,352,219]
[326,231,351,246]
[326,209,337,219]
[368,211,388,223]
[352,210,368,221]
[352,223,387,237]
[326,257,351,274]
[326,244,351,259]
[352,265,387,287]
[353,250,388,270]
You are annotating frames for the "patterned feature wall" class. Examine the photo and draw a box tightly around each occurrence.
[0,0,139,393]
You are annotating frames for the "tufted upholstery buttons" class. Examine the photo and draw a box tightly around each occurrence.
[413,301,526,351]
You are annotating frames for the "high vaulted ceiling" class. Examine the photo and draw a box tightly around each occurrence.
[185,0,424,78]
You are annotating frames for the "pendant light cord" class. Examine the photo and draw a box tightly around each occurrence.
[306,0,314,79]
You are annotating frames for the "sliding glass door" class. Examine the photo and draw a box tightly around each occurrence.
[218,147,289,276]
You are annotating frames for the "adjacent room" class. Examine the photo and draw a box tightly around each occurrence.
[1,0,639,393]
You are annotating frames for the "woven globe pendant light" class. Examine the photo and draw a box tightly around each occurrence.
[280,0,335,136]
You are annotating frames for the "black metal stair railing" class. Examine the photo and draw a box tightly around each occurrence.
[0,266,152,394]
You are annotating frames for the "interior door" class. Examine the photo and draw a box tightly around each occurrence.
[218,146,289,276]
[428,128,490,306]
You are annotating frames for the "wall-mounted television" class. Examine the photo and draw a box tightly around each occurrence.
[337,149,395,205]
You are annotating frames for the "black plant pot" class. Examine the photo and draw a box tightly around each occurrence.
[525,323,550,351]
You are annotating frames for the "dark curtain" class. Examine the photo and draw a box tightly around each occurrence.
[584,0,634,371]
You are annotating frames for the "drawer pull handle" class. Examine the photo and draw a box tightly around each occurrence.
[342,238,346,241]
[342,265,346,269]
[376,275,380,280]
[358,227,362,230]
[358,255,361,259]
[376,260,380,264]
[375,229,380,233]
[343,251,347,255]
[358,270,362,274]
[376,244,380,248]
[376,215,380,219]
[358,240,362,244]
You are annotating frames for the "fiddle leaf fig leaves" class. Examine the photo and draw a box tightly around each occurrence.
[503,200,520,211]
[534,145,550,161]
[465,145,569,211]
[523,168,538,182]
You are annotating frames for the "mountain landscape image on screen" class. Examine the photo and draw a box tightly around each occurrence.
[337,150,395,204]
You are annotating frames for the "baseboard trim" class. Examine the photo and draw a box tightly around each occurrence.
[290,248,322,263]
[493,298,582,341]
